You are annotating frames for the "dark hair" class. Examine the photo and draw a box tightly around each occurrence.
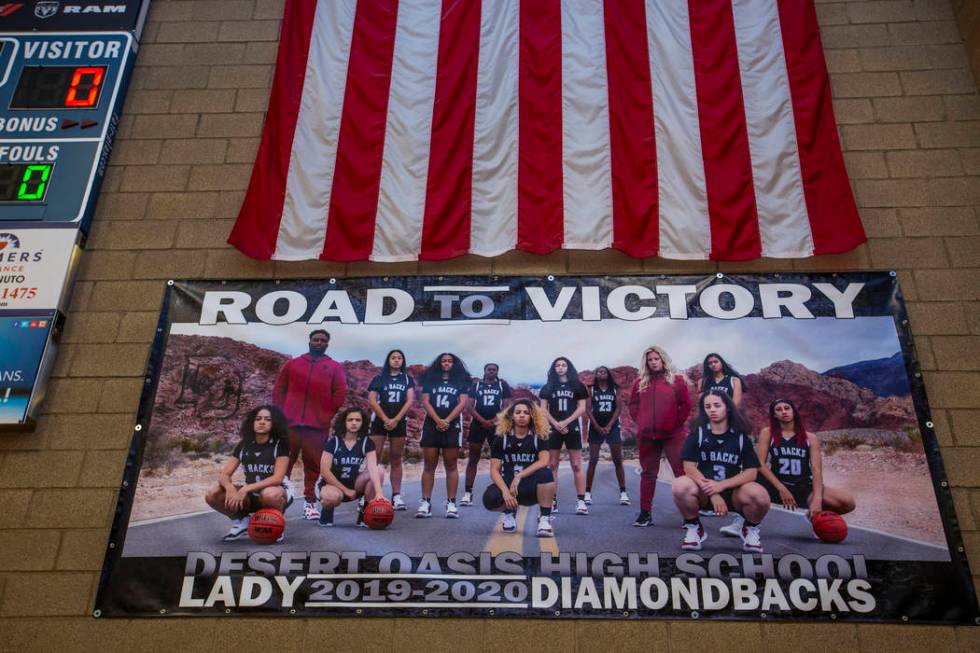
[381,349,407,376]
[542,356,585,396]
[694,390,752,436]
[422,352,472,386]
[700,353,747,391]
[240,404,289,444]
[309,329,330,341]
[332,405,370,438]
[484,363,499,372]
[592,365,619,392]
[768,398,807,448]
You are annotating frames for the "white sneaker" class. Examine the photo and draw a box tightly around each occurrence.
[698,508,717,517]
[575,499,589,515]
[303,500,320,521]
[681,522,707,551]
[446,500,459,519]
[392,494,407,511]
[502,512,517,532]
[416,499,432,518]
[741,524,764,552]
[619,491,631,506]
[222,516,249,542]
[459,492,473,507]
[583,491,593,505]
[536,516,554,537]
[720,514,745,538]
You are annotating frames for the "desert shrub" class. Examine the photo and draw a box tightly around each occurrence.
[822,431,865,454]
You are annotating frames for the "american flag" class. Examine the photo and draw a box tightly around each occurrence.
[230,0,865,262]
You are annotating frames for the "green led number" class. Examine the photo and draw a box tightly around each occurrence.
[17,164,52,201]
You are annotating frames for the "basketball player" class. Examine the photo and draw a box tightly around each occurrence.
[461,363,512,507]
[482,399,556,537]
[539,356,589,515]
[367,349,415,511]
[697,353,745,406]
[718,398,856,537]
[418,353,472,518]
[671,391,770,552]
[205,405,293,542]
[584,366,629,506]
[316,406,386,527]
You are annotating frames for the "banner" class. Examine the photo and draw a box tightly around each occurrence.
[96,273,978,623]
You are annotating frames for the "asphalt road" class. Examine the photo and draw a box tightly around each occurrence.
[123,465,950,562]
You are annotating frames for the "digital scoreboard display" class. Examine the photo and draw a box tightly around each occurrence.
[11,66,106,109]
[0,33,135,229]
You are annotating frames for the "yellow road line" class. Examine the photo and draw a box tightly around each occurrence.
[482,509,528,556]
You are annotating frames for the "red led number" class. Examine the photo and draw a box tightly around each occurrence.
[64,67,105,108]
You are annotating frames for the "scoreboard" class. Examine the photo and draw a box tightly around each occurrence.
[0,32,135,230]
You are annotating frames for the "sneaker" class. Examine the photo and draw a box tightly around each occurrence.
[502,512,517,532]
[222,516,250,542]
[459,492,473,507]
[275,532,285,543]
[392,494,407,511]
[583,491,593,505]
[446,500,459,519]
[741,524,764,552]
[416,499,432,518]
[698,508,717,517]
[303,500,321,521]
[619,491,631,506]
[356,499,367,528]
[575,499,589,515]
[681,522,707,551]
[536,516,554,537]
[632,510,652,527]
[720,514,745,538]
[318,507,334,527]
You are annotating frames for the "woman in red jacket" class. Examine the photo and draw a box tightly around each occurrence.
[626,345,692,528]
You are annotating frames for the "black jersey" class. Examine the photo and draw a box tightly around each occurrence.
[324,436,375,484]
[767,433,812,485]
[540,380,588,422]
[590,384,618,426]
[423,377,469,419]
[368,372,415,414]
[233,437,287,489]
[471,379,512,419]
[704,374,735,397]
[681,426,759,481]
[490,432,543,482]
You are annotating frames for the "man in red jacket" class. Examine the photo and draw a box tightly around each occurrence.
[273,329,347,519]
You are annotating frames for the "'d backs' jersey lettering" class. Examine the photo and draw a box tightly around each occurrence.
[704,375,735,397]
[767,434,812,485]
[423,378,469,419]
[233,437,287,488]
[471,379,512,419]
[490,433,542,481]
[324,436,375,482]
[591,385,618,426]
[681,426,759,481]
[368,372,415,414]
[540,380,588,422]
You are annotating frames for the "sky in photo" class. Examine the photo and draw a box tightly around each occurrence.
[171,315,902,386]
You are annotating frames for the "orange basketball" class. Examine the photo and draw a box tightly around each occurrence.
[811,511,847,543]
[248,508,285,544]
[363,498,394,530]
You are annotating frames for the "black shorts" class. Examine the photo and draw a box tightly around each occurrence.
[482,468,555,509]
[467,421,496,446]
[370,416,407,437]
[421,418,463,449]
[315,476,360,501]
[548,427,583,451]
[700,489,737,511]
[589,421,622,445]
[242,482,295,514]
[759,477,811,507]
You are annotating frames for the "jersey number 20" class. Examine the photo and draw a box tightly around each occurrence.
[778,458,802,477]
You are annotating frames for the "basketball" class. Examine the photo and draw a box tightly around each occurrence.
[248,508,285,544]
[811,511,847,543]
[362,498,394,530]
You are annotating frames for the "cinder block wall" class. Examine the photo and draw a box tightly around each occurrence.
[2,0,979,650]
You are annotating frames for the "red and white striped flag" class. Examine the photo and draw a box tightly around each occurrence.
[230,0,865,262]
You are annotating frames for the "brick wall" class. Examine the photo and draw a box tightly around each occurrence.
[1,0,979,650]
[953,0,980,88]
